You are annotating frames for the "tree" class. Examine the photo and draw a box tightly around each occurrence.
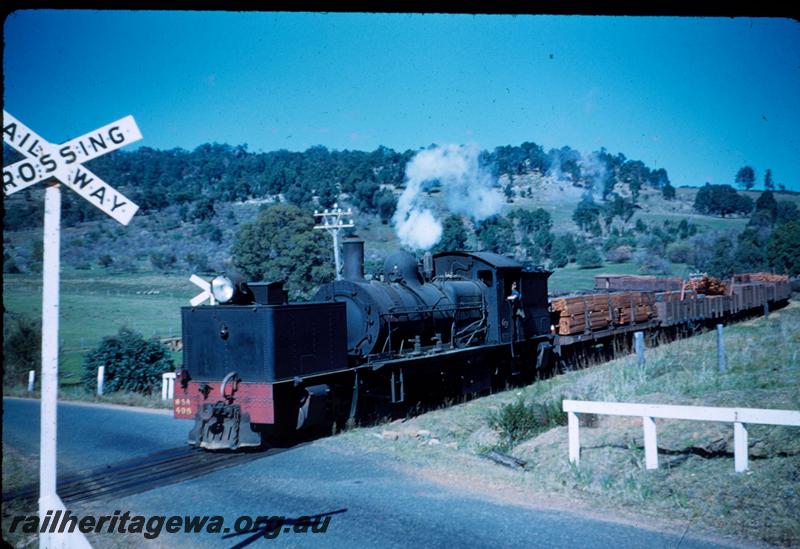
[232,204,333,299]
[776,201,800,225]
[373,188,397,224]
[764,169,774,191]
[81,328,174,394]
[661,181,676,200]
[618,160,650,200]
[549,233,577,268]
[735,166,756,190]
[706,236,736,279]
[576,247,603,269]
[504,181,514,202]
[648,168,670,189]
[190,198,216,222]
[475,216,515,255]
[767,221,800,275]
[752,190,778,224]
[734,227,769,272]
[3,314,41,386]
[434,214,468,253]
[572,194,601,232]
[693,183,753,217]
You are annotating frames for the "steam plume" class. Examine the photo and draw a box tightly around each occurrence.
[393,144,503,250]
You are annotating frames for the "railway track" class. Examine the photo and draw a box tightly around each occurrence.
[3,444,294,507]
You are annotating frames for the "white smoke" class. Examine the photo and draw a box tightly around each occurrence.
[393,144,503,250]
[578,151,608,194]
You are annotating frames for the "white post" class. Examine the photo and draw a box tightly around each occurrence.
[39,182,61,533]
[634,331,645,368]
[717,324,726,373]
[28,370,35,392]
[162,372,176,400]
[734,422,748,472]
[643,416,658,469]
[332,228,341,281]
[568,411,580,464]
[97,365,105,396]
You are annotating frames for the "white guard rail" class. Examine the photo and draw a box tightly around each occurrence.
[563,400,800,472]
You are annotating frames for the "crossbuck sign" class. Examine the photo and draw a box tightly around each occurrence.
[3,110,142,549]
[3,111,141,224]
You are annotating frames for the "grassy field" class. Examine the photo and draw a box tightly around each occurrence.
[548,261,691,293]
[3,269,194,382]
[330,300,800,547]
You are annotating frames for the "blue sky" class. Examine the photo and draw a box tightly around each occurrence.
[4,11,800,190]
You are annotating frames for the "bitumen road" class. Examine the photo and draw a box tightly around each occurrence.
[2,397,748,549]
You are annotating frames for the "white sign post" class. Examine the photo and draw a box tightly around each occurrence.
[3,110,142,549]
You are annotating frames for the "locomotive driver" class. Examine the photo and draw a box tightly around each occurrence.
[506,281,526,318]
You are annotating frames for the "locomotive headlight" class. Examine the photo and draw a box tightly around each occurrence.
[211,275,236,304]
[209,273,255,305]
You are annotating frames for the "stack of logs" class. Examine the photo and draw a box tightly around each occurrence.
[733,272,789,283]
[683,276,727,296]
[551,291,655,335]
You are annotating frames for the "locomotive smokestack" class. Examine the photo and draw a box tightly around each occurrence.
[342,237,365,281]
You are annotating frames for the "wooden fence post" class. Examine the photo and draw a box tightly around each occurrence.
[643,416,658,469]
[734,422,748,472]
[568,411,580,465]
[634,331,645,368]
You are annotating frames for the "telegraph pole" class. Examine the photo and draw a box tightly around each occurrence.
[313,204,354,280]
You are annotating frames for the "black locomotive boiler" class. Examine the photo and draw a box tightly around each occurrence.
[173,238,553,450]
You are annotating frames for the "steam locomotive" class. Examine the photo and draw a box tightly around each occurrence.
[173,239,791,450]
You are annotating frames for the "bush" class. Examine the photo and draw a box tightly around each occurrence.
[82,328,174,395]
[149,251,177,272]
[666,241,692,264]
[576,247,603,269]
[185,252,210,272]
[605,245,633,263]
[635,251,672,275]
[488,397,567,449]
[3,314,41,386]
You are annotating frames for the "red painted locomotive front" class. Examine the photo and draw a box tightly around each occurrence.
[173,381,275,424]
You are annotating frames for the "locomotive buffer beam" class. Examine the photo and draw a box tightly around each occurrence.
[188,402,261,450]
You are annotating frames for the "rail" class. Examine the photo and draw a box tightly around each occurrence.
[562,400,800,472]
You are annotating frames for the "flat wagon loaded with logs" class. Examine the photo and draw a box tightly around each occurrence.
[551,272,791,347]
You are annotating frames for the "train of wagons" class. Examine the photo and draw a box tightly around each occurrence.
[172,238,791,450]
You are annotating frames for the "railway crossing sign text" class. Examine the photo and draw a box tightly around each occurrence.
[3,111,141,224]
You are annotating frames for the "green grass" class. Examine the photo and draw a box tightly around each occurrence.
[3,270,194,383]
[548,261,691,293]
[332,300,800,547]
